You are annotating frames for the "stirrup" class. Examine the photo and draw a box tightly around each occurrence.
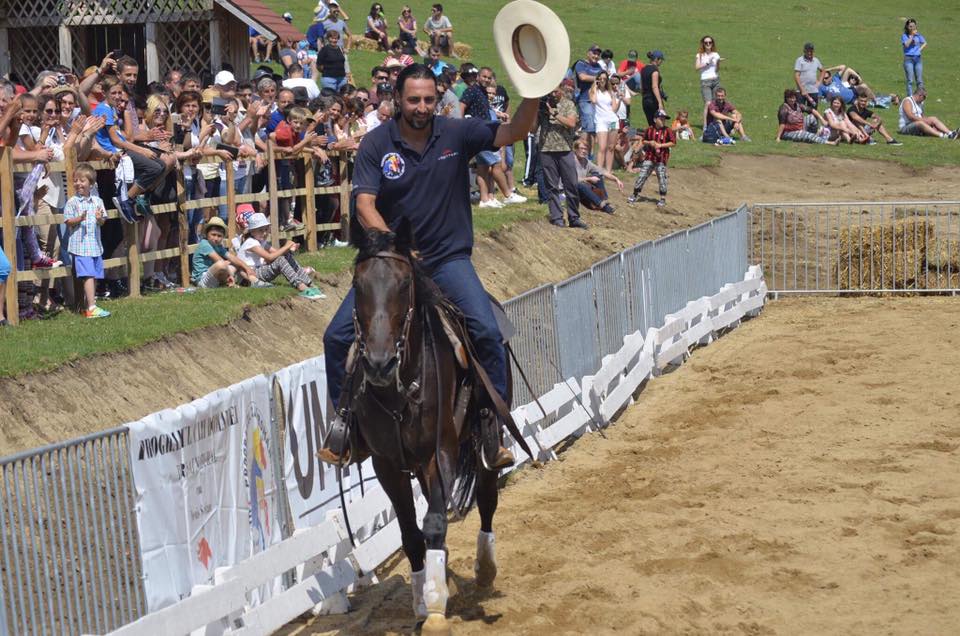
[317,413,350,465]
[317,446,351,465]
[478,408,515,471]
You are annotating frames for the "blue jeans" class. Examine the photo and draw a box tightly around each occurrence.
[904,55,923,97]
[320,76,346,92]
[577,179,608,209]
[578,100,596,133]
[324,257,507,409]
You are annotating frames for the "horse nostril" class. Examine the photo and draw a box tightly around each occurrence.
[363,352,397,382]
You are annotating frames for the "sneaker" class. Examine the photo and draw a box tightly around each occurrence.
[887,139,903,146]
[717,137,735,145]
[113,197,137,224]
[251,279,275,288]
[568,218,589,229]
[740,134,752,142]
[0,319,7,327]
[32,254,62,269]
[947,129,959,140]
[331,239,350,247]
[85,306,111,319]
[282,220,303,231]
[502,191,528,204]
[549,219,565,227]
[299,287,326,299]
[627,195,639,204]
[866,139,877,145]
[154,272,176,289]
[478,199,504,209]
[134,194,152,218]
[602,204,615,214]
[656,199,667,208]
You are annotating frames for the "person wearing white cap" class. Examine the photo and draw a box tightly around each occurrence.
[236,213,325,298]
[214,70,237,97]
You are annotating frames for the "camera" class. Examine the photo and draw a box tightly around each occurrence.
[56,74,67,86]
[539,93,558,116]
[211,98,228,116]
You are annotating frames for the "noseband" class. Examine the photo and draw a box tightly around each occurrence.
[353,251,417,392]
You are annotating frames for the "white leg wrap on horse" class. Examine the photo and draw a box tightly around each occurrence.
[411,568,427,620]
[474,530,497,586]
[423,549,449,615]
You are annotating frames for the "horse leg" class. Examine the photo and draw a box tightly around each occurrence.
[474,464,499,587]
[421,453,457,635]
[370,456,427,620]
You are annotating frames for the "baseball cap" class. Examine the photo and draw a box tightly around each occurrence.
[214,70,236,86]
[588,44,601,53]
[649,50,665,60]
[235,203,256,230]
[804,42,815,50]
[328,0,339,6]
[282,11,293,22]
[460,63,478,75]
[627,49,638,61]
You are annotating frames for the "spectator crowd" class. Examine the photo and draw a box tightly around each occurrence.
[0,6,954,326]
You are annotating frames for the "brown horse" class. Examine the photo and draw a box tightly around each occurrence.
[345,222,505,634]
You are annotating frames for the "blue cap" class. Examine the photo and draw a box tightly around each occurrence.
[650,50,665,60]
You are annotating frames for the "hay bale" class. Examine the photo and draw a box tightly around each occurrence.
[452,42,473,60]
[351,38,380,52]
[837,217,931,290]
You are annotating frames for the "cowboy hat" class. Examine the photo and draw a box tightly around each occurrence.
[492,0,570,99]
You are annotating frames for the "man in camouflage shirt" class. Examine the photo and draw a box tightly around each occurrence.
[536,83,586,229]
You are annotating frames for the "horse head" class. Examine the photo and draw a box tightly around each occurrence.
[352,218,417,388]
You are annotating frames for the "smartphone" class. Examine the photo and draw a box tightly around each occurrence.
[172,124,185,146]
[170,113,181,125]
[109,49,123,59]
[216,143,239,159]
[211,98,228,116]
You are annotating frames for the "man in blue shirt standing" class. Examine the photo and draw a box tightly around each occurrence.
[574,45,602,149]
[319,64,540,466]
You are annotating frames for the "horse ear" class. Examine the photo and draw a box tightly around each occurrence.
[394,217,413,254]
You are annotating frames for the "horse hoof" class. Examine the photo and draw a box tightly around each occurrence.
[421,613,452,635]
[474,558,497,588]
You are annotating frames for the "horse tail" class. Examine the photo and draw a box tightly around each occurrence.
[450,434,477,518]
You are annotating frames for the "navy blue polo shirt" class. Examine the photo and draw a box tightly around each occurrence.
[352,116,500,269]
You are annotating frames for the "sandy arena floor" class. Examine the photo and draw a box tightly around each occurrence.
[280,296,960,635]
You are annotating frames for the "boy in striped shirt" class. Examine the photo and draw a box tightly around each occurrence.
[627,110,676,208]
[63,163,111,319]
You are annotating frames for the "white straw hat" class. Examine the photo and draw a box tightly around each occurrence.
[493,0,571,99]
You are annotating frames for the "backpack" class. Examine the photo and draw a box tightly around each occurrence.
[702,121,724,144]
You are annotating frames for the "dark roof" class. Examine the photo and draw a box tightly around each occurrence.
[216,0,305,42]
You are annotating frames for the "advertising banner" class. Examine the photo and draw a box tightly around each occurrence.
[127,375,282,611]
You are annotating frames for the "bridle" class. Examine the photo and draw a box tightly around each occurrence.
[353,250,417,393]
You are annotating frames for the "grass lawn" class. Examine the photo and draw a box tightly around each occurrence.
[0,205,542,378]
[266,0,960,168]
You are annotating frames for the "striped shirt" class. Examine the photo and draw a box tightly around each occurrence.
[63,194,105,257]
[641,125,676,165]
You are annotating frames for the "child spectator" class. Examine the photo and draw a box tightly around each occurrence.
[63,163,110,318]
[627,110,675,208]
[271,106,318,230]
[671,110,694,140]
[236,213,325,299]
[191,217,254,289]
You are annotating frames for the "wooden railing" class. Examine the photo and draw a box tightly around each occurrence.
[0,143,351,325]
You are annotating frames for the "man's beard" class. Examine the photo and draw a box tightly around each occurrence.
[403,112,432,130]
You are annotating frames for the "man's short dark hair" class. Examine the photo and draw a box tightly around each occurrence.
[146,81,167,96]
[180,72,201,86]
[116,55,138,73]
[371,66,387,78]
[291,86,309,105]
[286,63,303,77]
[395,64,437,95]
[432,3,443,11]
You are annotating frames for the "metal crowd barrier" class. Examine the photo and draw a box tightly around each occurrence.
[750,201,960,294]
[0,205,752,635]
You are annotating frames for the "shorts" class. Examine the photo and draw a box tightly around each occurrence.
[595,117,618,132]
[578,101,596,133]
[503,144,514,169]
[700,77,720,103]
[0,247,10,282]
[476,150,501,166]
[899,121,925,136]
[194,269,223,289]
[73,255,105,279]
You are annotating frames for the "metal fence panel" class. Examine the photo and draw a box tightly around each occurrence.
[685,221,717,300]
[0,429,146,636]
[752,201,960,294]
[715,206,749,289]
[591,254,630,358]
[648,230,689,327]
[622,241,653,336]
[553,271,601,381]
[503,284,561,406]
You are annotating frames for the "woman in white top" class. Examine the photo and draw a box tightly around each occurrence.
[589,71,621,173]
[824,96,867,144]
[695,35,722,126]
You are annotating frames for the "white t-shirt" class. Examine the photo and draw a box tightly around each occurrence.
[283,77,320,100]
[615,84,630,120]
[600,60,616,76]
[696,52,720,81]
[593,89,618,128]
[17,124,41,150]
[899,96,922,130]
[425,15,452,32]
[237,236,266,267]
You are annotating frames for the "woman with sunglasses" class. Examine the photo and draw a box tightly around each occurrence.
[396,6,421,56]
[695,36,723,128]
[365,3,390,52]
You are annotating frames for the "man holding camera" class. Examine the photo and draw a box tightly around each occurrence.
[536,83,585,229]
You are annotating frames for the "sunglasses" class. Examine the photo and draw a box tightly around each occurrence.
[703,40,713,45]
[44,108,56,114]
[154,108,168,114]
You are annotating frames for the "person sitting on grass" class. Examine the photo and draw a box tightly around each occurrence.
[705,87,750,143]
[191,217,254,289]
[671,110,695,140]
[847,93,902,145]
[236,213,325,299]
[775,89,836,145]
[824,96,869,144]
[424,4,453,57]
[62,163,110,319]
[898,88,958,139]
[573,138,622,214]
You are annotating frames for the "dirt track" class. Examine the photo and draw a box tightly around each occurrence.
[282,297,960,635]
[5,154,960,453]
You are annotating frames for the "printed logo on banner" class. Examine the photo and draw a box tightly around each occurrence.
[244,402,272,552]
[197,537,213,569]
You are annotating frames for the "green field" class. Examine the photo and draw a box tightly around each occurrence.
[266,0,960,167]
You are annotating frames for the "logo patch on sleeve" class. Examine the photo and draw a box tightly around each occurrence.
[381,152,406,179]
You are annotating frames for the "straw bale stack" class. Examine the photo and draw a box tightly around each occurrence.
[351,38,380,52]
[837,217,931,290]
[452,42,473,59]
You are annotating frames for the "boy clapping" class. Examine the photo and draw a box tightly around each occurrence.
[63,163,111,318]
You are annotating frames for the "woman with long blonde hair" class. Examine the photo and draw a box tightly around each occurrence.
[695,35,723,127]
[589,70,620,172]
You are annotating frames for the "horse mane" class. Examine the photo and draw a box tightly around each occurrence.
[351,220,445,309]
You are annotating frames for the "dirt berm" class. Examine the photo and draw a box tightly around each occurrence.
[3,155,958,454]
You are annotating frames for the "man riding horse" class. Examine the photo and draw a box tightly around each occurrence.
[319,63,541,466]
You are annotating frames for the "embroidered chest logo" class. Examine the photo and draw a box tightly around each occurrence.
[438,148,459,161]
[381,152,406,179]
